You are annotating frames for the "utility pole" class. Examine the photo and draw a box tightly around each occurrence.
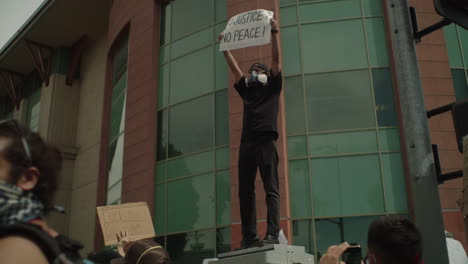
[384,0,449,263]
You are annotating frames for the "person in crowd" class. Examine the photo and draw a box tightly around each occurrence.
[115,228,171,264]
[319,216,423,264]
[219,16,283,249]
[0,119,86,264]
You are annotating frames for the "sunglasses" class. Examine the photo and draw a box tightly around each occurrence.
[0,119,32,167]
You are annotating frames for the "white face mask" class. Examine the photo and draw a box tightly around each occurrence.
[245,71,268,88]
[257,73,268,84]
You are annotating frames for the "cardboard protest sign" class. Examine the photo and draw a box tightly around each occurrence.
[220,9,274,51]
[97,202,155,246]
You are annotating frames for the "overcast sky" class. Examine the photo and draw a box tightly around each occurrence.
[0,0,46,52]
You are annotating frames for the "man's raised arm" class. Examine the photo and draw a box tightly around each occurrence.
[270,18,282,76]
[219,33,243,81]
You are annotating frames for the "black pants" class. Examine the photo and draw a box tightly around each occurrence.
[238,139,280,240]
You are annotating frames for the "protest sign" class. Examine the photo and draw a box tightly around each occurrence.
[97,202,155,246]
[220,9,274,51]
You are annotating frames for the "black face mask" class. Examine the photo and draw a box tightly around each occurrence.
[245,71,268,88]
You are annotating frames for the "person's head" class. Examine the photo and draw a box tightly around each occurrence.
[0,119,62,213]
[367,216,422,264]
[125,239,171,264]
[248,62,270,78]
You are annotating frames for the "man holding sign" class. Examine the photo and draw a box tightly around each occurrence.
[218,10,282,250]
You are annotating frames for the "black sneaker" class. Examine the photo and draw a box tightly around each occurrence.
[236,236,263,250]
[262,234,279,245]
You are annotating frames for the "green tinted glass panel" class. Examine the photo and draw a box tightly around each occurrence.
[215,0,227,22]
[302,19,367,73]
[459,26,468,67]
[362,0,383,16]
[215,22,227,43]
[158,64,169,110]
[379,128,401,152]
[316,216,380,257]
[216,90,229,146]
[311,155,385,217]
[216,147,230,169]
[112,38,128,84]
[281,26,302,76]
[216,169,231,226]
[112,72,127,103]
[280,0,296,6]
[444,25,463,68]
[306,70,375,132]
[309,130,378,156]
[156,162,167,183]
[157,110,168,161]
[288,136,308,158]
[169,95,214,157]
[160,45,171,65]
[217,227,231,254]
[382,153,408,213]
[155,184,166,234]
[284,76,306,134]
[215,43,229,90]
[299,0,361,23]
[373,68,397,126]
[109,92,126,143]
[292,220,314,255]
[280,6,297,26]
[289,159,312,218]
[170,46,214,104]
[172,27,213,59]
[315,218,342,257]
[167,173,215,233]
[167,150,214,180]
[161,4,171,45]
[366,18,389,67]
[171,0,213,40]
[452,69,468,100]
[166,229,215,264]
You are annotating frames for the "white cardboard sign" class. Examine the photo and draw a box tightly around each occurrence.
[220,9,274,51]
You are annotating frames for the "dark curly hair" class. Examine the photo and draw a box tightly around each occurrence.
[368,216,423,264]
[0,119,62,213]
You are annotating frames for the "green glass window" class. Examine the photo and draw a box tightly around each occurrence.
[167,173,215,233]
[301,20,367,73]
[289,159,312,218]
[171,0,213,40]
[306,70,375,132]
[216,169,231,226]
[106,36,128,205]
[26,88,41,132]
[285,76,306,135]
[166,229,215,264]
[168,95,214,157]
[452,69,468,100]
[167,150,214,180]
[443,25,468,100]
[170,47,214,105]
[311,155,385,217]
[373,68,397,127]
[281,2,406,260]
[155,1,230,257]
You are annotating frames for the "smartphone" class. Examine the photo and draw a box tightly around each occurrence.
[342,245,362,264]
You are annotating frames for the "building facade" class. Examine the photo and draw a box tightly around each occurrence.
[0,0,466,263]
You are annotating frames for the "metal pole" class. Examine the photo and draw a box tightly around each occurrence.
[384,1,449,263]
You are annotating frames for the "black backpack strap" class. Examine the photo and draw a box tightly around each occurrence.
[0,222,62,263]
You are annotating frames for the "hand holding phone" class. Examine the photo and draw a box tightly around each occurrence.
[342,245,362,264]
